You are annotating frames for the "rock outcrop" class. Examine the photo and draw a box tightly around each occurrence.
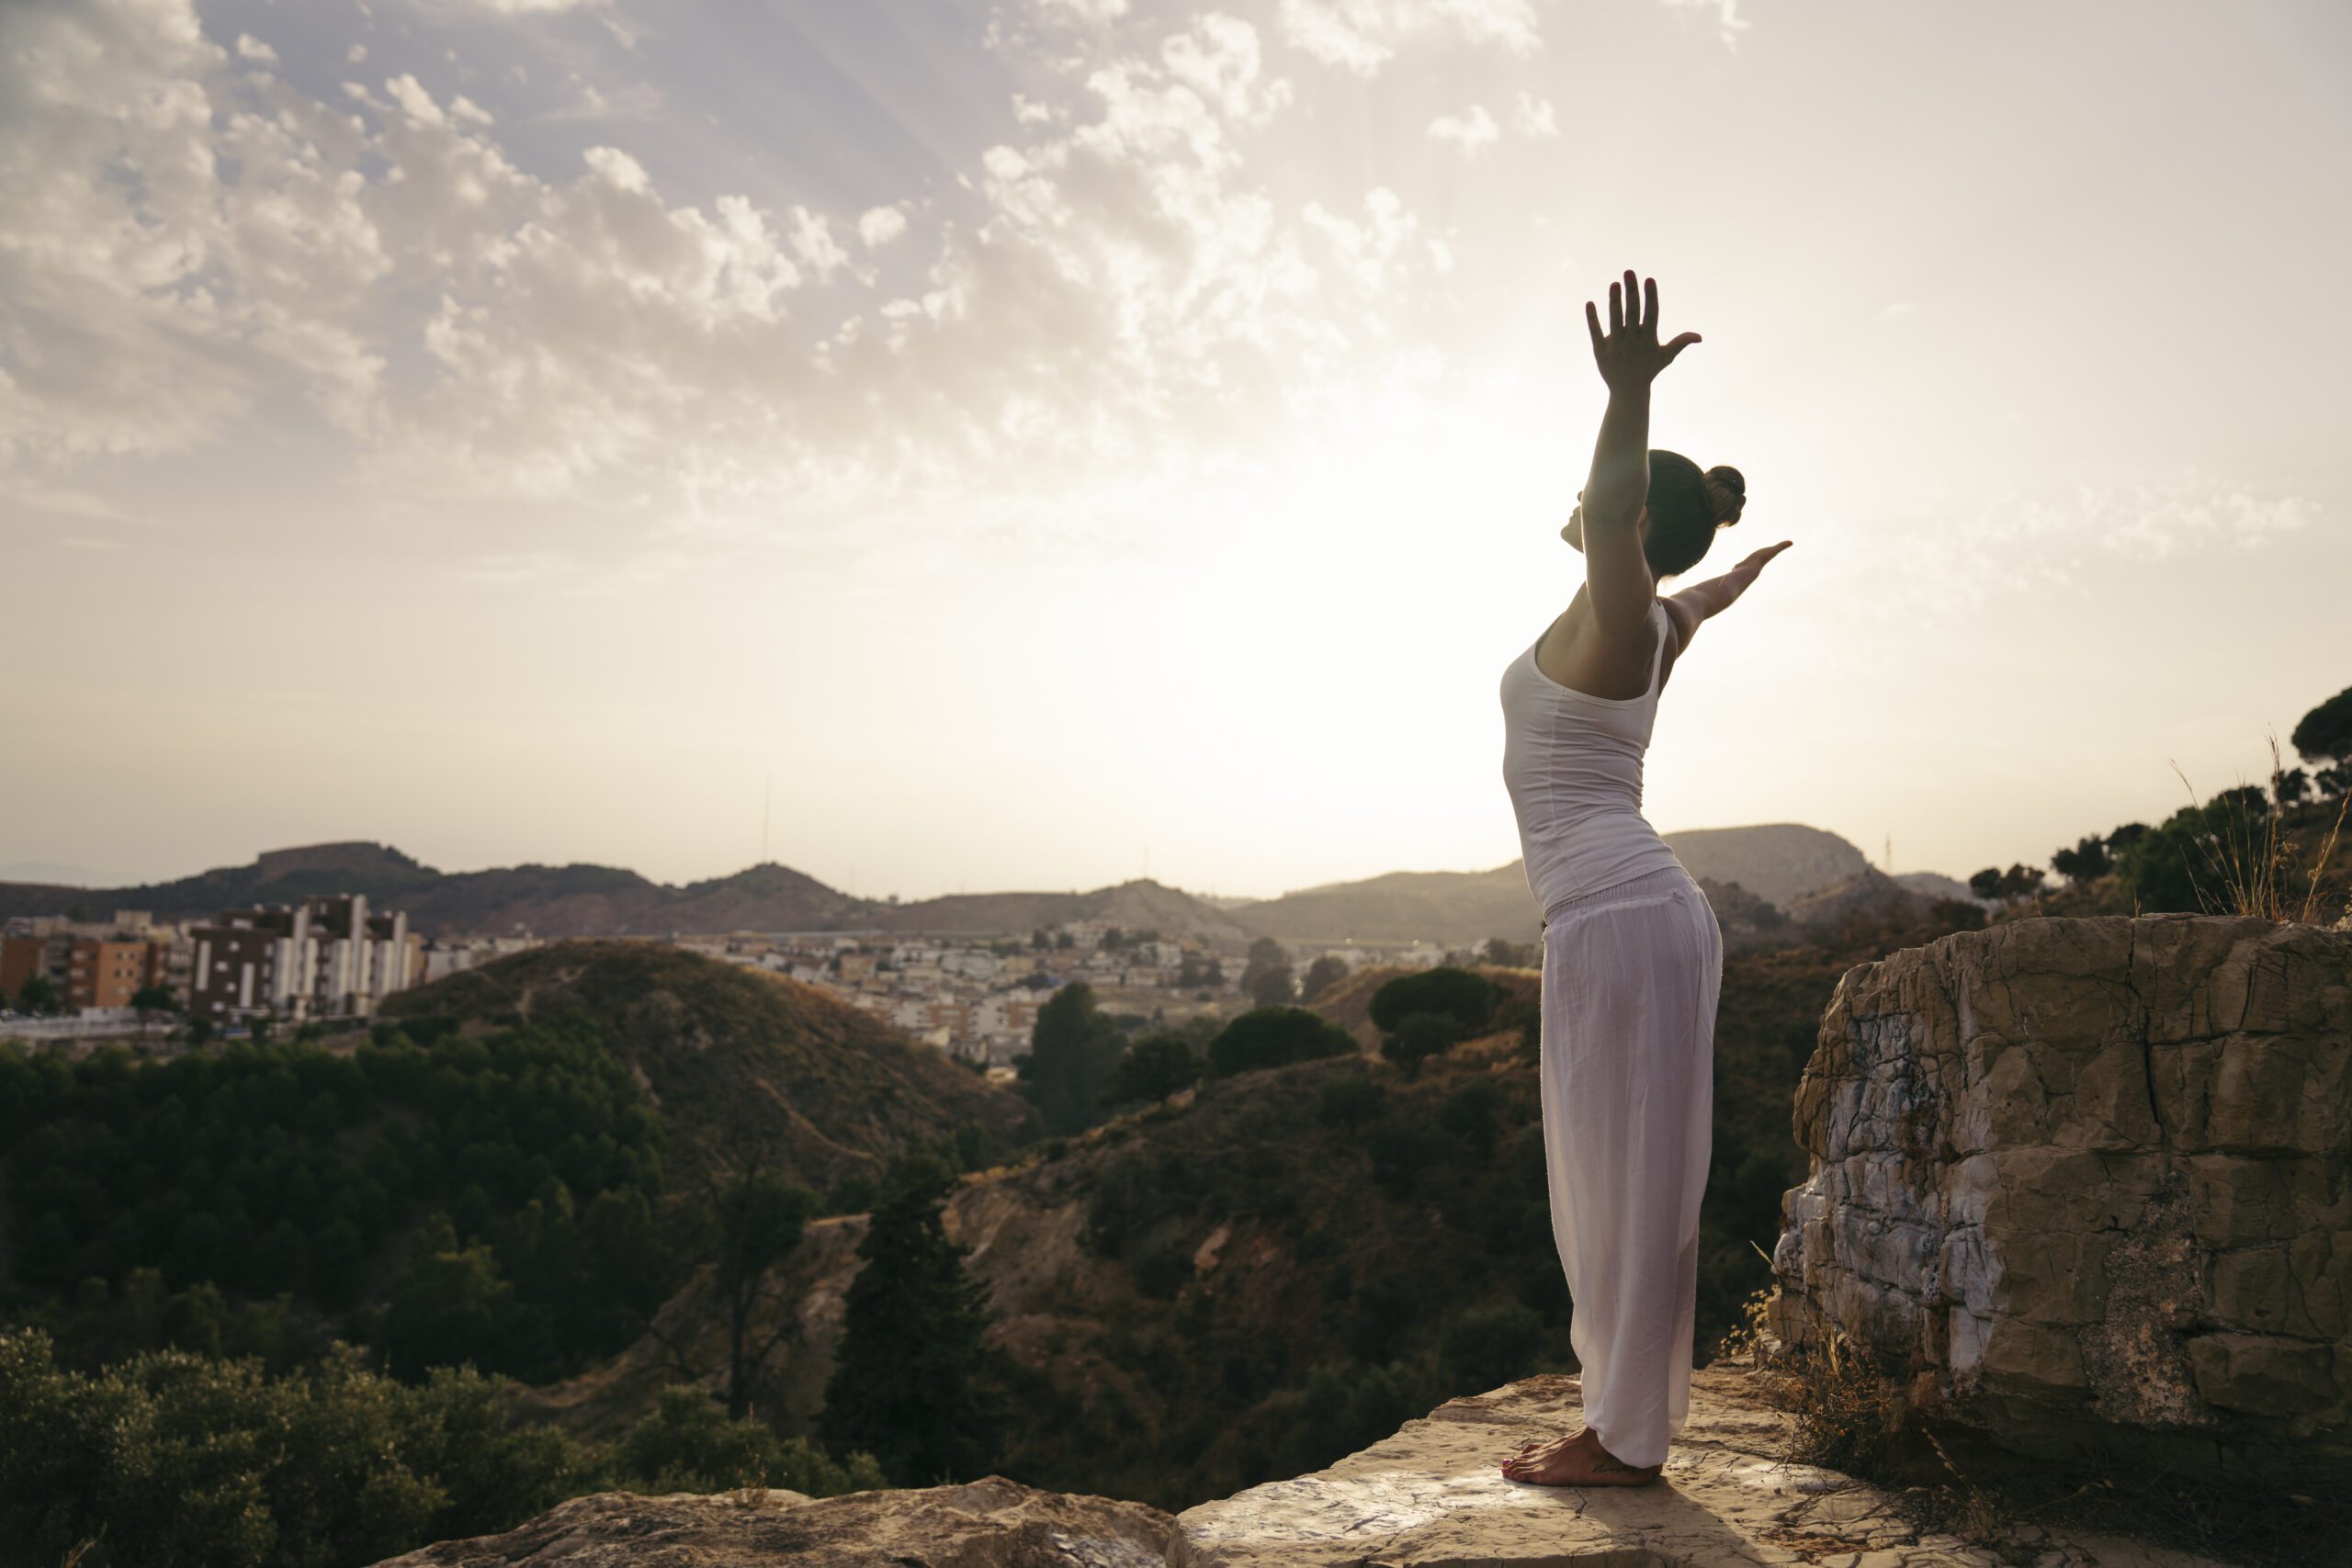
[378,1365,2224,1567]
[369,1477,1174,1567]
[1768,914,2351,1484]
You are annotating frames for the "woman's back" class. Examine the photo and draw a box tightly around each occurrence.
[1499,597,1686,916]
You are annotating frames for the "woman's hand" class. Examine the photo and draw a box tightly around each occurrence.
[1585,270,1702,390]
[1721,539,1793,592]
[1681,540,1792,622]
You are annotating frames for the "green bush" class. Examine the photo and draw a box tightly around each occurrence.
[1368,967,1498,1034]
[0,1328,592,1568]
[1438,1080,1503,1160]
[612,1386,885,1495]
[2116,791,2273,913]
[1317,1073,1386,1130]
[1378,1011,1464,1076]
[1363,1117,1449,1199]
[1344,1274,1421,1363]
[1204,1008,1357,1078]
[0,1023,674,1387]
[1441,1302,1544,1393]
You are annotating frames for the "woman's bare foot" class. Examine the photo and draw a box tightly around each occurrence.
[1498,1427,1662,1486]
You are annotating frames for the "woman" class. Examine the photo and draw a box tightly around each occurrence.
[1496,270,1790,1488]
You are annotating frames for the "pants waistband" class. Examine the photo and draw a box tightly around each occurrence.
[1540,864,1694,930]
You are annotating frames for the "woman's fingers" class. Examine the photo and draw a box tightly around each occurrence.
[1586,299,1604,355]
[1662,331,1702,363]
[1643,275,1658,332]
[1609,277,1624,333]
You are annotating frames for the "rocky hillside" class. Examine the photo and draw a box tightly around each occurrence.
[1661,823,1876,907]
[520,923,1912,1508]
[379,942,1036,1193]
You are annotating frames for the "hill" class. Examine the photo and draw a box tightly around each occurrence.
[0,843,1250,945]
[1228,825,1885,947]
[379,941,1036,1192]
[1227,864,1538,945]
[870,878,1260,952]
[1656,823,1873,907]
[522,897,1970,1506]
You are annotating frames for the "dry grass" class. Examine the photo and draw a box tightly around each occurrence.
[2168,736,2351,925]
[1739,1283,2351,1566]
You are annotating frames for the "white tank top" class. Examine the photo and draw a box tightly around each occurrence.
[1498,598,1686,919]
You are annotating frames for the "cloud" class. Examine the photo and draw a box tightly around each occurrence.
[1876,473,2317,622]
[1277,0,1540,76]
[234,34,277,65]
[0,0,1452,531]
[1511,91,1556,138]
[0,0,388,467]
[1036,0,1132,20]
[1427,104,1499,153]
[385,73,447,126]
[1660,0,1750,46]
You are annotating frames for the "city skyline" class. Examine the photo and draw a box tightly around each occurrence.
[6,0,2348,899]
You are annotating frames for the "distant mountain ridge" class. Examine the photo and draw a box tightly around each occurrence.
[0,826,1950,951]
[1231,823,1890,944]
[0,840,1254,948]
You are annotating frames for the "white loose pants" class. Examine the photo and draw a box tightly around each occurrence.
[1536,863,1723,1469]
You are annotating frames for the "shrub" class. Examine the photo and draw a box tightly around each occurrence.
[0,1329,594,1568]
[1368,968,1498,1034]
[1363,1117,1449,1200]
[1438,1079,1504,1160]
[1103,1032,1200,1107]
[1441,1303,1544,1393]
[1317,1073,1386,1130]
[613,1385,885,1495]
[1378,1011,1464,1076]
[1344,1274,1421,1363]
[1204,1008,1357,1078]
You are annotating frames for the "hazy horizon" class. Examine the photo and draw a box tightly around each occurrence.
[6,0,2347,900]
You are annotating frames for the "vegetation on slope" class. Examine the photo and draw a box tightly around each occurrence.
[380,941,1037,1197]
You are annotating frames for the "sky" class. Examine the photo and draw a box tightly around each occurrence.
[4,0,2348,901]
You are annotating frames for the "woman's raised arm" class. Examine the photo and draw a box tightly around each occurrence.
[1579,270,1701,640]
[1662,540,1794,654]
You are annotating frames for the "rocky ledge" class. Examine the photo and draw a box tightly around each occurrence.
[374,1363,2224,1567]
[1768,915,2351,1483]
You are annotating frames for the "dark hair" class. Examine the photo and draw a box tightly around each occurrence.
[1643,450,1744,577]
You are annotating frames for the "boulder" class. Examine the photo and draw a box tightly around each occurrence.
[1767,914,2352,1483]
[369,1477,1174,1567]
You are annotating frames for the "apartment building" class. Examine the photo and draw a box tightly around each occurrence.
[0,931,169,1010]
[188,894,421,1023]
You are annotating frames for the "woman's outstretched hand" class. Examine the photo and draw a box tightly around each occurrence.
[1723,540,1793,592]
[1585,270,1702,389]
[1701,540,1793,616]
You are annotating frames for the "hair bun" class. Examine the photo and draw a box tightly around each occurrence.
[1702,465,1746,527]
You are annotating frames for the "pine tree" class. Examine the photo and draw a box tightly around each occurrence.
[818,1158,1000,1485]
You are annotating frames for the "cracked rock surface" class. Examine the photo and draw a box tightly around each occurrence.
[376,1368,2226,1567]
[368,1477,1175,1567]
[1767,915,2351,1484]
[1170,1365,2220,1567]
